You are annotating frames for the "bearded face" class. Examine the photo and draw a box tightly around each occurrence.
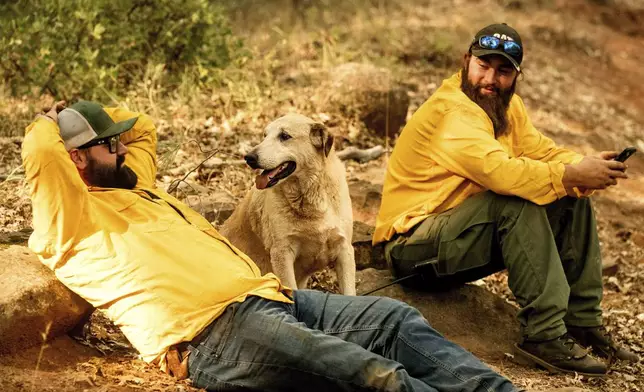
[460,56,517,138]
[85,153,138,189]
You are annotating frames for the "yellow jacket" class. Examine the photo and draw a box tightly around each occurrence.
[21,108,291,371]
[373,72,585,244]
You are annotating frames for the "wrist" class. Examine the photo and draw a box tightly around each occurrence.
[37,114,56,123]
[562,164,580,188]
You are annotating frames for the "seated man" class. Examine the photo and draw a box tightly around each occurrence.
[374,23,638,377]
[23,99,576,392]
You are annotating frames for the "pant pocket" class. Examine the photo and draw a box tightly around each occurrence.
[198,303,239,358]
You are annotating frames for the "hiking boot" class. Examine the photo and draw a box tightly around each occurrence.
[567,326,639,362]
[515,335,607,377]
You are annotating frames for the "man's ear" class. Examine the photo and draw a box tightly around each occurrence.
[69,149,89,170]
[309,122,333,157]
[463,52,471,68]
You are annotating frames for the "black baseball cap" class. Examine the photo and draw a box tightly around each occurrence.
[470,23,523,71]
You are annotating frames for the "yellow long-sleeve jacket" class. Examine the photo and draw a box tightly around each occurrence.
[373,72,585,244]
[21,108,291,371]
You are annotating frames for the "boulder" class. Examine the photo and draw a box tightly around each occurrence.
[184,192,237,226]
[357,268,520,361]
[322,63,410,139]
[0,246,92,354]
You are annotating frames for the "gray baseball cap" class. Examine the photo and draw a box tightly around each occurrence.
[58,100,138,151]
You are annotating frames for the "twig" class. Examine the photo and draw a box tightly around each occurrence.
[201,159,246,169]
[167,150,219,194]
[0,174,24,182]
[32,321,52,392]
[1,166,25,183]
[336,146,384,163]
[158,138,214,176]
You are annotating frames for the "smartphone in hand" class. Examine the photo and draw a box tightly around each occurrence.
[614,147,637,163]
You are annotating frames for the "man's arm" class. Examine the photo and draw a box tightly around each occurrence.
[104,107,158,188]
[428,108,627,203]
[512,97,627,194]
[512,96,584,165]
[21,109,89,262]
[428,108,570,205]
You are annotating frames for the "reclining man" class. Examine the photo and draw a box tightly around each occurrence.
[23,99,582,391]
[374,23,638,377]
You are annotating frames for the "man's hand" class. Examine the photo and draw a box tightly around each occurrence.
[39,100,66,123]
[563,153,628,190]
[597,151,620,161]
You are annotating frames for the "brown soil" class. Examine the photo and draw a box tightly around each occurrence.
[0,336,197,392]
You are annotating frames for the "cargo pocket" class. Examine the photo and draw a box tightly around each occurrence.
[387,215,444,279]
[436,218,495,276]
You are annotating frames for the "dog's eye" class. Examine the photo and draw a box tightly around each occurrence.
[278,131,292,142]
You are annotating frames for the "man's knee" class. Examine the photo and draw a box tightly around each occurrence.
[382,297,427,326]
[375,296,419,317]
[486,193,541,220]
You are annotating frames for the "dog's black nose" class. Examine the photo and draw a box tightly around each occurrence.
[244,152,260,169]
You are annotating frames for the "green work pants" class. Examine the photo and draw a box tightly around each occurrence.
[384,191,603,341]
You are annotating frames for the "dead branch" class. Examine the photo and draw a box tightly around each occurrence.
[0,166,25,183]
[336,146,384,163]
[167,150,219,194]
[201,159,246,169]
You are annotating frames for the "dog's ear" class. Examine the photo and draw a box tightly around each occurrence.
[309,122,333,157]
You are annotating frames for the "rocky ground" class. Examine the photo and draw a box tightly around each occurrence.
[1,0,644,391]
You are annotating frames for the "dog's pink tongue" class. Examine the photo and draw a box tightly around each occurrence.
[255,167,282,189]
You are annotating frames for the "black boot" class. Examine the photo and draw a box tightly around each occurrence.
[515,335,607,377]
[567,326,639,362]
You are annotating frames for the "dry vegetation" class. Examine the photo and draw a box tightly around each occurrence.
[1,0,644,391]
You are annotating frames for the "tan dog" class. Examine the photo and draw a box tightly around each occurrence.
[221,114,356,295]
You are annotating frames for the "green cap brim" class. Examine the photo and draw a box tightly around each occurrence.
[101,116,139,139]
[471,48,521,72]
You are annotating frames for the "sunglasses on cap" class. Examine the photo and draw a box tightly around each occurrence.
[79,134,120,154]
[475,35,522,57]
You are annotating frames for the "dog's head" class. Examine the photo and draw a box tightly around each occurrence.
[244,114,333,190]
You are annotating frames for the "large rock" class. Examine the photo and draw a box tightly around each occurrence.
[357,268,520,360]
[0,246,92,354]
[321,63,410,139]
[184,192,237,227]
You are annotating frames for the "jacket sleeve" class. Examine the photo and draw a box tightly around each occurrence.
[513,97,584,165]
[512,97,592,197]
[426,107,568,205]
[104,107,158,189]
[21,116,89,261]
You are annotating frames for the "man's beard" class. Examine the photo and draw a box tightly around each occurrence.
[85,155,138,189]
[460,66,516,138]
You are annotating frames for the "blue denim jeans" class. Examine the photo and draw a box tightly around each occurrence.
[187,290,517,391]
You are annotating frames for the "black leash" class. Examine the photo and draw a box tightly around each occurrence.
[360,273,421,296]
[359,258,438,296]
